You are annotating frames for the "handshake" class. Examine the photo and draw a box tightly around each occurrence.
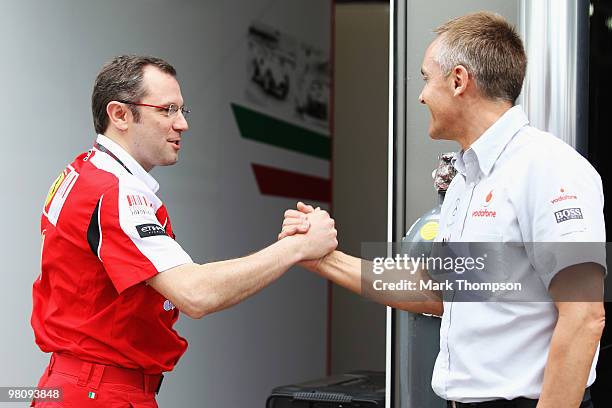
[277,202,338,271]
[276,202,442,316]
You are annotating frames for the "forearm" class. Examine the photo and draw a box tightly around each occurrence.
[312,250,362,293]
[149,237,303,318]
[537,305,604,407]
[313,251,443,316]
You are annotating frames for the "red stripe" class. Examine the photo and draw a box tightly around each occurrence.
[252,164,331,203]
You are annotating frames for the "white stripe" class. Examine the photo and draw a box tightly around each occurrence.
[386,1,395,407]
[59,171,78,199]
[97,195,103,261]
[45,167,79,226]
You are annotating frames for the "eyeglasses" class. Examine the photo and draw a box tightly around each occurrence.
[118,100,190,118]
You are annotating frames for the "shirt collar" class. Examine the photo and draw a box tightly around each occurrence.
[95,134,160,193]
[454,105,529,178]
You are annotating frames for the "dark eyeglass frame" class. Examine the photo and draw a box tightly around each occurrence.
[117,100,190,118]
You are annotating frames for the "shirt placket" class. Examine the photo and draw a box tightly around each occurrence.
[458,158,481,239]
[441,154,480,396]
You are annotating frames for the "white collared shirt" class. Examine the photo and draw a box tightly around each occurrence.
[431,106,606,402]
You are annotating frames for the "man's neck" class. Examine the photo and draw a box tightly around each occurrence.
[456,100,513,150]
[99,131,153,173]
[101,130,131,155]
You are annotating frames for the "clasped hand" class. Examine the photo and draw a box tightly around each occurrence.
[278,202,337,266]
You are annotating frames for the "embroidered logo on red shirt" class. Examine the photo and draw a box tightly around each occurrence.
[163,299,176,311]
[126,195,154,216]
[127,194,152,207]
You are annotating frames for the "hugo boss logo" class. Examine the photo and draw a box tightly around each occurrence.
[554,208,583,223]
[136,223,167,238]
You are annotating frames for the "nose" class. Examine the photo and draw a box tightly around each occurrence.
[173,111,189,132]
[418,91,425,105]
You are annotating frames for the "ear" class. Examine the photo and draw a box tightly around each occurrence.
[450,65,470,97]
[106,101,131,131]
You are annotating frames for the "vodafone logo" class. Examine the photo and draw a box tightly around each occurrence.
[483,190,494,207]
[472,209,497,218]
[551,187,577,205]
[472,190,496,218]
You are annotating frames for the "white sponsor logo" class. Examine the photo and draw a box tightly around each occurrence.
[163,299,175,311]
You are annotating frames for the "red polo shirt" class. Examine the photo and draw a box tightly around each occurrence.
[31,135,193,374]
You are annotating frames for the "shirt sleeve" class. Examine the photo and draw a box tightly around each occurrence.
[92,179,193,293]
[514,152,606,288]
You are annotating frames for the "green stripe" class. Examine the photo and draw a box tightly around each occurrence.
[231,103,331,160]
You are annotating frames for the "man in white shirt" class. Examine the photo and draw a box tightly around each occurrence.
[280,12,604,408]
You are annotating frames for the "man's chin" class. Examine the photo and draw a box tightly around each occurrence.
[428,129,452,142]
[428,129,442,140]
[160,156,179,167]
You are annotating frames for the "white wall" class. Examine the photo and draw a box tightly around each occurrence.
[0,1,330,407]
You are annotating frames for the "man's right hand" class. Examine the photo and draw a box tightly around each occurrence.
[278,202,316,240]
[147,204,336,320]
[291,206,337,261]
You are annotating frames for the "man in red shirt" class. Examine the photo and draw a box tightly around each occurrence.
[31,55,337,407]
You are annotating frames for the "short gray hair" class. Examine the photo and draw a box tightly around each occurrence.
[434,12,527,104]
